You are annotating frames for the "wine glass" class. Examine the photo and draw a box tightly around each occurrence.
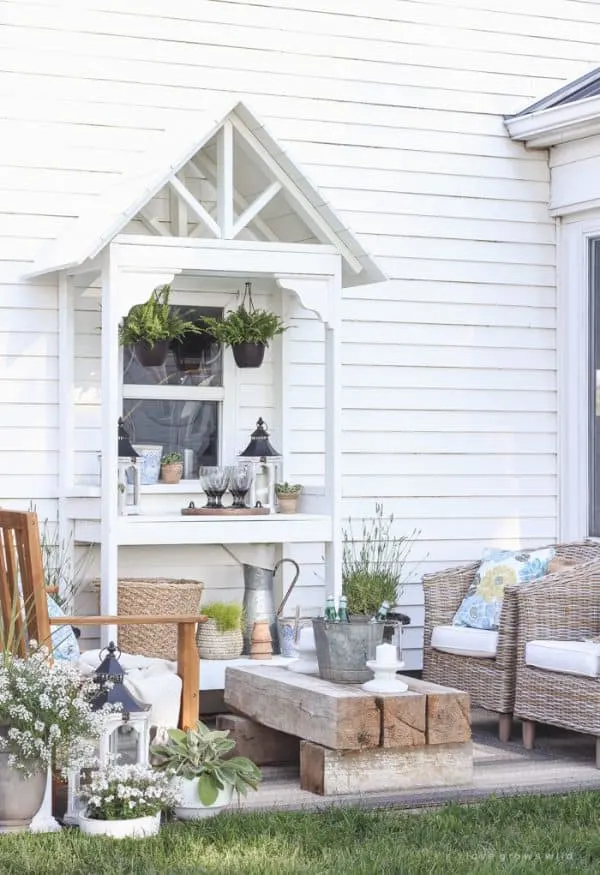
[199,466,233,509]
[228,464,254,509]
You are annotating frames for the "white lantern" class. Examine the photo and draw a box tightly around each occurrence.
[238,417,281,514]
[65,643,152,825]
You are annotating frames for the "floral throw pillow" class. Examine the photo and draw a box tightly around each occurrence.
[452,547,555,631]
[46,595,81,661]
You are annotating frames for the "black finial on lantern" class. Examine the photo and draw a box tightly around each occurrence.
[92,641,149,717]
[118,418,139,460]
[239,417,280,459]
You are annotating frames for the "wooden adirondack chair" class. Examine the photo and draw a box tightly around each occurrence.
[0,509,206,729]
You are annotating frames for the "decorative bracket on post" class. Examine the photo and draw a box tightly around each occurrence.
[274,274,334,328]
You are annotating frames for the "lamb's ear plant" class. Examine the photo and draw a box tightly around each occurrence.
[150,721,261,806]
[275,482,303,496]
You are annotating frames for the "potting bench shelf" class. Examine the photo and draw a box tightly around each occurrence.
[223,665,473,795]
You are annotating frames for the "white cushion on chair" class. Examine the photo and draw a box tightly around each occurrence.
[525,639,600,678]
[431,624,498,658]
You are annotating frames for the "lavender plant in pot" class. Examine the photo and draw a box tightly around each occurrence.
[150,721,261,819]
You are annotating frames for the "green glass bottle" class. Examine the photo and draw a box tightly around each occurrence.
[325,595,338,623]
[375,600,391,622]
[338,595,350,623]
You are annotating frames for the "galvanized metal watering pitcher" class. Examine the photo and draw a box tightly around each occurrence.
[242,558,300,654]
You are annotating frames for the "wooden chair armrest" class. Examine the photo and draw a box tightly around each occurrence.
[49,615,207,626]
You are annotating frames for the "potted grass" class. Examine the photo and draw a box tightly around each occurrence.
[195,602,244,659]
[275,482,303,514]
[150,721,261,819]
[199,281,286,368]
[119,284,201,367]
[160,452,183,484]
[78,762,178,839]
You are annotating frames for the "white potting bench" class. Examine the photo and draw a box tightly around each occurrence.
[23,97,384,646]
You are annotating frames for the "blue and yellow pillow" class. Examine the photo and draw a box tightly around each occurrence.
[452,547,555,631]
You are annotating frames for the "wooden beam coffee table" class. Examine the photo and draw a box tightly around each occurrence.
[222,665,472,796]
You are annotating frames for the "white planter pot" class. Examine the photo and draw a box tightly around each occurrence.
[78,811,161,839]
[173,778,234,820]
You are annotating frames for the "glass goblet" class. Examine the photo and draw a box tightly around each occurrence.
[229,465,254,509]
[199,466,232,509]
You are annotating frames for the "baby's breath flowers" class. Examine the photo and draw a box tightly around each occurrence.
[78,762,179,820]
[0,646,115,776]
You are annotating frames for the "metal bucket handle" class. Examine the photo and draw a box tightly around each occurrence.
[274,558,300,617]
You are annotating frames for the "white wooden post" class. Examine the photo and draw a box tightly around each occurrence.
[324,267,343,600]
[57,273,75,606]
[100,250,121,645]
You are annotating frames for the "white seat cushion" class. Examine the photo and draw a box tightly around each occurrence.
[525,639,600,678]
[431,625,498,658]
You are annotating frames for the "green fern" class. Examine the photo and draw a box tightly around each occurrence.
[200,305,286,347]
[118,285,202,347]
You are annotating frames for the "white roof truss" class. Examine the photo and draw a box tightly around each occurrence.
[24,98,384,286]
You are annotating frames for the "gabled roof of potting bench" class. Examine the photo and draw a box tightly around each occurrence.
[23,97,385,287]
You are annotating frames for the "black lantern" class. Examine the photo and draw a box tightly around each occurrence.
[92,641,150,718]
[238,418,281,512]
[118,418,139,460]
[239,417,280,459]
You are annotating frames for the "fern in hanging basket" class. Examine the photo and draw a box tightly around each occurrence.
[118,285,202,347]
[199,282,286,347]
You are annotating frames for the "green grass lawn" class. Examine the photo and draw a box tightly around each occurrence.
[3,793,600,875]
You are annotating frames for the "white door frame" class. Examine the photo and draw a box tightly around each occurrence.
[558,213,600,540]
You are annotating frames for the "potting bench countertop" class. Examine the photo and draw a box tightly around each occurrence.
[223,665,473,795]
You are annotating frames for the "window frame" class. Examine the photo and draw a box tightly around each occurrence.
[119,289,237,475]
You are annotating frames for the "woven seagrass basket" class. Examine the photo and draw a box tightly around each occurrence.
[196,618,244,660]
[117,578,204,660]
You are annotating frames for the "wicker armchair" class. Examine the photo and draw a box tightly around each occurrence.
[423,542,600,743]
[514,545,600,764]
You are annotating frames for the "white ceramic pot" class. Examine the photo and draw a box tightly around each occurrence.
[78,811,161,839]
[173,778,234,820]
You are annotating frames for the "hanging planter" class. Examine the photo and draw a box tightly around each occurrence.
[232,341,266,368]
[118,285,202,368]
[200,282,286,370]
[133,339,170,367]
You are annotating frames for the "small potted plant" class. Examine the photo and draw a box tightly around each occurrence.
[119,284,201,367]
[160,452,184,484]
[78,762,178,839]
[275,482,303,514]
[150,721,261,820]
[195,602,244,660]
[199,281,286,368]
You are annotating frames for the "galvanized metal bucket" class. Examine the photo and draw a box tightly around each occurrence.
[312,618,386,684]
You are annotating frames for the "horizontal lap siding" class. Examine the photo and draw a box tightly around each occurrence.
[0,0,593,667]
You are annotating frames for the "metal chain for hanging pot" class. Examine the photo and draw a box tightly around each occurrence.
[240,281,256,315]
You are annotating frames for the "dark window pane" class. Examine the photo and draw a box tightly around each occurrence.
[123,306,223,387]
[122,399,219,475]
[590,239,600,536]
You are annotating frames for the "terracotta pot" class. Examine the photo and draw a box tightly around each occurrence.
[134,339,169,367]
[0,754,46,833]
[232,342,265,368]
[277,495,299,514]
[250,619,272,659]
[160,463,183,484]
[79,811,161,839]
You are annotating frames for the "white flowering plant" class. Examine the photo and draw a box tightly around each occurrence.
[78,762,179,820]
[0,645,115,776]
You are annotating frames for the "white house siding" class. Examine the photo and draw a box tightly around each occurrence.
[2,0,599,667]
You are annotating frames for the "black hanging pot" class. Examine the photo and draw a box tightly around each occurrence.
[232,342,266,369]
[133,339,169,367]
